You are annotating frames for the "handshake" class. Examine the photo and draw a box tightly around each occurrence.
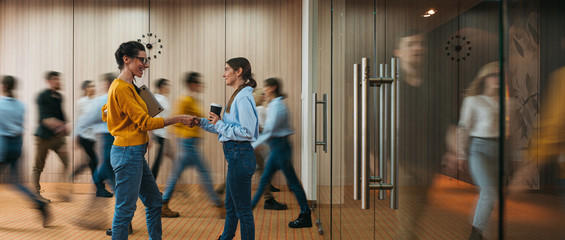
[176,111,222,127]
[182,115,200,127]
[171,103,222,127]
[176,115,200,128]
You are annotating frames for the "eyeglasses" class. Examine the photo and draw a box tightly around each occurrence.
[131,56,149,65]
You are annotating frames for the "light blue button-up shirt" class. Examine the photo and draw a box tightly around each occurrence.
[75,94,109,136]
[200,86,259,142]
[252,96,294,148]
[0,96,25,137]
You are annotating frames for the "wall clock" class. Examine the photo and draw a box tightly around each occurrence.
[445,34,472,62]
[138,32,163,60]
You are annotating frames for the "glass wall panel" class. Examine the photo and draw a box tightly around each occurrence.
[504,0,565,239]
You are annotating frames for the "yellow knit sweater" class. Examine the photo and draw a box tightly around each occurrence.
[102,79,164,146]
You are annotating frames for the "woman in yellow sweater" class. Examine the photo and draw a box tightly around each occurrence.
[102,41,192,240]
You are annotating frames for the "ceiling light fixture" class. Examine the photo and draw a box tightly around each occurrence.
[422,9,437,18]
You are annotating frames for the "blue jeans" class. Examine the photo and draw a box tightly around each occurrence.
[468,137,499,231]
[0,136,44,206]
[251,136,309,214]
[162,138,221,206]
[110,143,162,240]
[94,133,115,190]
[220,141,256,240]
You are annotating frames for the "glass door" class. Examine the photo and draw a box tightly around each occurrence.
[504,0,565,239]
[312,0,510,239]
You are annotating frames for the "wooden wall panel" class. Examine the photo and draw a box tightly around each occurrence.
[147,0,181,184]
[198,0,229,185]
[153,0,229,185]
[226,0,302,185]
[281,0,303,184]
[0,0,74,184]
[72,0,149,183]
[0,0,32,181]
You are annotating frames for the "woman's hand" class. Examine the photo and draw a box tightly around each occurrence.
[188,116,200,127]
[183,115,200,128]
[179,115,195,126]
[208,112,220,125]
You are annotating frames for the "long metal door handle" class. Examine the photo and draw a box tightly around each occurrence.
[353,64,360,200]
[361,57,370,209]
[390,57,399,210]
[313,93,317,153]
[321,94,328,153]
[313,93,328,153]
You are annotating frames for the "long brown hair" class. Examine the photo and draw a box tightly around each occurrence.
[464,62,499,97]
[225,57,257,113]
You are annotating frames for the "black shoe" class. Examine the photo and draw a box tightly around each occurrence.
[264,199,288,210]
[106,223,133,236]
[96,188,113,198]
[38,202,51,228]
[37,192,51,203]
[289,212,312,228]
[215,186,225,195]
[269,184,280,192]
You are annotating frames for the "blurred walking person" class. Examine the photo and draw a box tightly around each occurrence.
[529,65,565,239]
[0,75,51,227]
[32,71,70,203]
[161,72,224,218]
[75,74,117,197]
[214,88,285,210]
[251,88,285,210]
[447,62,500,240]
[250,78,311,228]
[73,80,112,197]
[150,78,174,179]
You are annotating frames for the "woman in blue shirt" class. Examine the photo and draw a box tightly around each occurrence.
[196,57,259,240]
[0,75,50,227]
[250,78,311,228]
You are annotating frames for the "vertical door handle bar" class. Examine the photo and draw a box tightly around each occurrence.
[353,64,360,200]
[313,93,328,153]
[361,58,370,209]
[390,57,399,210]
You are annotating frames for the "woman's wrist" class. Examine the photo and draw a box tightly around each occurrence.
[164,116,181,126]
